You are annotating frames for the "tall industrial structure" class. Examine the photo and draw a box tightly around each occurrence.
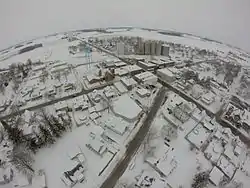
[137,37,145,55]
[84,44,92,65]
[150,41,156,56]
[137,38,168,57]
[144,41,151,55]
[117,42,125,55]
[161,45,170,56]
[156,42,162,56]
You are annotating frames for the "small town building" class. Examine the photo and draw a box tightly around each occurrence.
[191,84,204,99]
[137,61,156,71]
[135,171,166,188]
[114,61,126,68]
[136,88,151,98]
[113,82,128,94]
[86,75,103,84]
[157,68,176,83]
[161,45,170,56]
[64,81,74,91]
[31,89,43,101]
[149,60,168,68]
[134,72,158,85]
[47,85,56,96]
[55,101,69,112]
[209,166,225,186]
[104,117,128,135]
[121,77,137,90]
[112,94,142,122]
[103,86,117,99]
[74,115,89,126]
[201,92,216,105]
[217,155,236,179]
[86,138,107,157]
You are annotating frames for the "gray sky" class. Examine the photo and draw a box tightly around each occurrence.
[1,0,250,51]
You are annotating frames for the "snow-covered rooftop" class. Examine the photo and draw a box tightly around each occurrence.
[209,166,224,186]
[112,94,142,122]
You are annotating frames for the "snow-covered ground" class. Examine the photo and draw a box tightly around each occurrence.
[0,28,249,188]
[114,91,250,188]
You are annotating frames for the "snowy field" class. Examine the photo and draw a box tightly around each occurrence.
[114,91,250,188]
[0,27,249,188]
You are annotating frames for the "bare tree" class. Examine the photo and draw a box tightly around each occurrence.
[219,176,230,188]
[54,72,61,81]
[1,120,24,145]
[142,127,158,159]
[0,75,5,94]
[192,171,209,188]
[62,71,69,81]
[26,59,32,69]
[10,143,34,178]
[40,69,49,83]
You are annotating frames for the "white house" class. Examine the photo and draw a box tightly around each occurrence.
[157,68,176,83]
[104,116,129,135]
[136,88,151,98]
[134,72,158,85]
[47,85,56,96]
[137,61,156,71]
[112,94,142,122]
[114,61,126,68]
[121,77,137,90]
[191,84,204,99]
[217,155,236,179]
[86,138,107,157]
[201,92,216,105]
[55,101,68,112]
[113,82,128,94]
[209,166,225,186]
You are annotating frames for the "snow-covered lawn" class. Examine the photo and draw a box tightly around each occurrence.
[115,100,212,188]
[33,124,117,188]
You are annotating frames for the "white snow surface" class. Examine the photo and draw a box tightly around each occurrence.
[1,0,250,53]
[112,94,142,121]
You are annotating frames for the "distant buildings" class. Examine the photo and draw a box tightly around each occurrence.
[136,38,166,57]
[161,45,170,56]
[117,42,125,55]
[137,37,145,55]
[144,41,151,55]
[156,42,162,56]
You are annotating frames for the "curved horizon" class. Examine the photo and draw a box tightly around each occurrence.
[1,0,250,52]
[0,26,249,54]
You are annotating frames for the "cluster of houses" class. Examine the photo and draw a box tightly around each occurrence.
[139,90,249,187]
[61,148,86,187]
[16,61,78,108]
[184,110,248,186]
[221,102,250,140]
[205,126,247,186]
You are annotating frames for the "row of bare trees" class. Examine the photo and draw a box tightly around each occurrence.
[1,108,72,178]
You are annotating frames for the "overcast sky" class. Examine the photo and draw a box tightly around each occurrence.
[1,0,250,51]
